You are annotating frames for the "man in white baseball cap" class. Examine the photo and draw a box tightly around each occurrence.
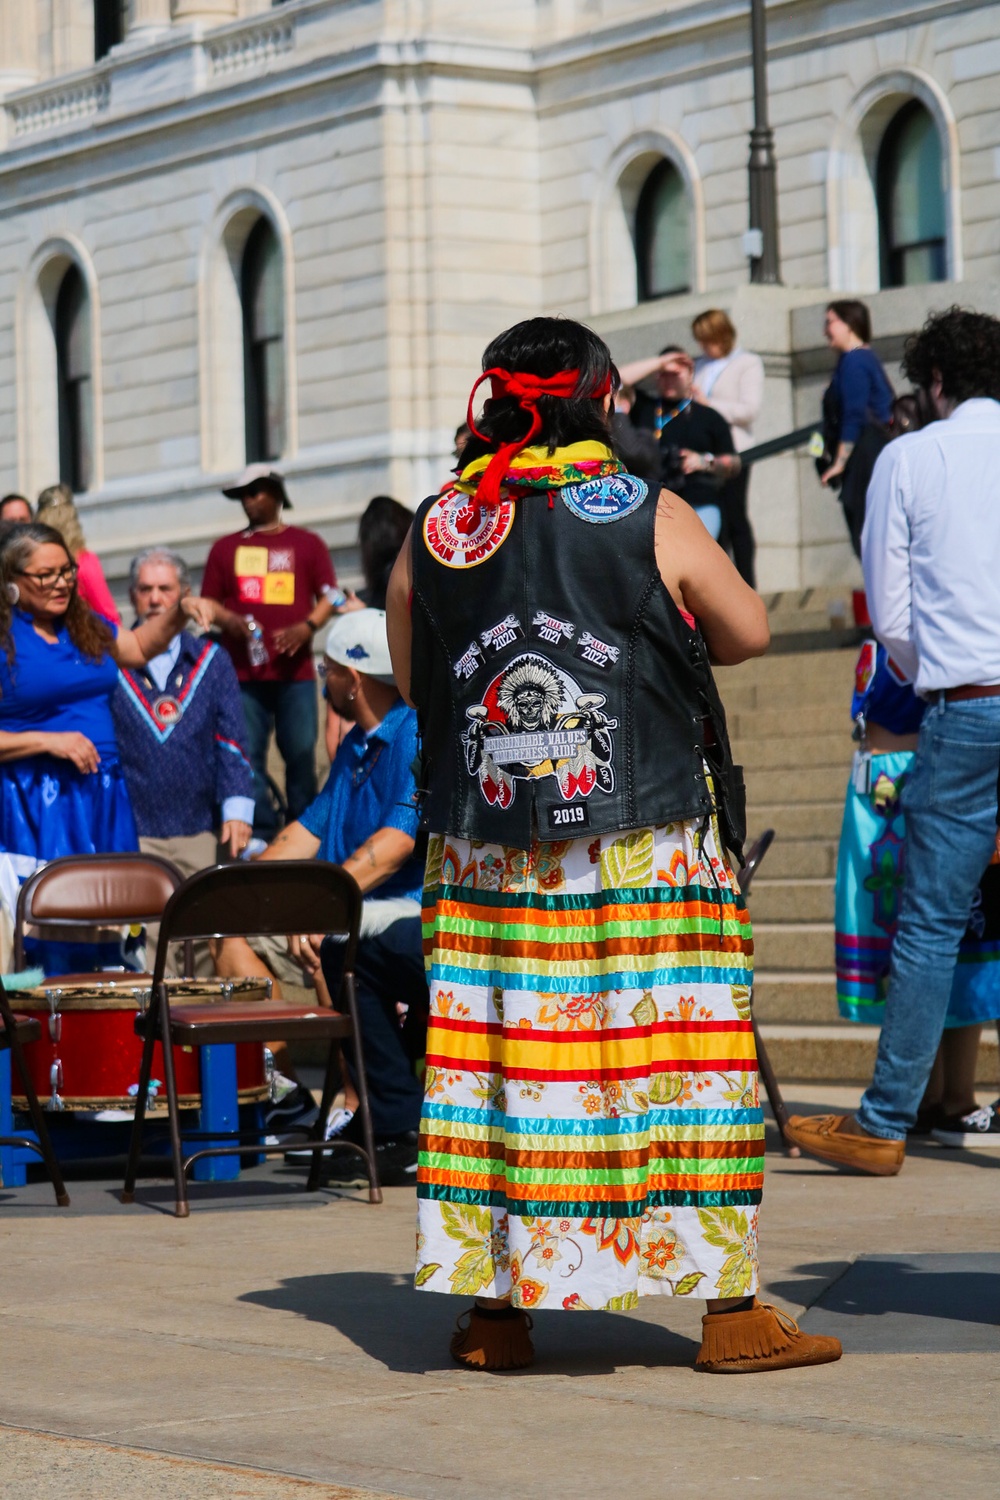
[201,465,340,840]
[213,608,428,1183]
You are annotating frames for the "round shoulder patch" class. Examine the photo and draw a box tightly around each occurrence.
[423,490,515,569]
[560,472,648,524]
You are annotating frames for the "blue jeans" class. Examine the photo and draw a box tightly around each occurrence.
[321,916,428,1139]
[857,696,1000,1138]
[240,680,319,839]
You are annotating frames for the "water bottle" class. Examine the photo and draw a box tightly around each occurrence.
[246,616,269,668]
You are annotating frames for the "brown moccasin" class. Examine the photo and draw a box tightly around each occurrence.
[450,1304,534,1371]
[784,1113,904,1176]
[696,1300,842,1374]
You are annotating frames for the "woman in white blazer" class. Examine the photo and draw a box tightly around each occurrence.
[692,309,764,587]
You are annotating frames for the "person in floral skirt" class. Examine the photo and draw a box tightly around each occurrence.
[387,316,841,1374]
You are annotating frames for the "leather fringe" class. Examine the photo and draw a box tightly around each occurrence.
[450,1306,535,1371]
[696,1301,797,1367]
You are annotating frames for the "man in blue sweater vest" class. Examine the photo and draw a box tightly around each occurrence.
[112,547,255,920]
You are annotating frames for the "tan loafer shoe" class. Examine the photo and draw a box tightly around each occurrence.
[784,1113,904,1176]
[696,1299,842,1373]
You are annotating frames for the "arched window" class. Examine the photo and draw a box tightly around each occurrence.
[635,160,691,302]
[55,266,94,493]
[876,100,946,287]
[241,218,285,462]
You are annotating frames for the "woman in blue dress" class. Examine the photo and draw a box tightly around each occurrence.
[0,523,217,971]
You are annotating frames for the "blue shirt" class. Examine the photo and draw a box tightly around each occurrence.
[0,610,120,757]
[299,698,422,901]
[832,346,894,444]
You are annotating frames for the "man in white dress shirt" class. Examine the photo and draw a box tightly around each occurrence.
[787,308,1000,1171]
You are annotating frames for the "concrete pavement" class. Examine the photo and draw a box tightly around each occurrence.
[0,1086,997,1500]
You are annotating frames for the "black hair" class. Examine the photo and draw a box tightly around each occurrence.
[827,299,872,344]
[901,306,1000,404]
[358,494,413,608]
[657,344,690,358]
[462,317,618,465]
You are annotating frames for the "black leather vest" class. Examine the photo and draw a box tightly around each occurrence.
[409,471,745,855]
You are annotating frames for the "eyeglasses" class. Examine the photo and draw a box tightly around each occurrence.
[316,659,337,679]
[15,564,78,591]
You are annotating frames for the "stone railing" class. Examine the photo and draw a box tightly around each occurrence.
[206,15,296,80]
[7,77,110,140]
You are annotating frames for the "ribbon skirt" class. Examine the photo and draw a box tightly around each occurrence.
[415,816,764,1311]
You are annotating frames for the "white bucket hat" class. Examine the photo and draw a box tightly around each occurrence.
[321,608,395,684]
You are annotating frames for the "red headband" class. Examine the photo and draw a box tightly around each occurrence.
[465,365,612,509]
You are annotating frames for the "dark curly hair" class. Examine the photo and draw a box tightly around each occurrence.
[902,306,1000,404]
[0,523,114,682]
[460,317,619,468]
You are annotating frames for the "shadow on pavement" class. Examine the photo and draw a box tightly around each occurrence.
[784,1254,1000,1353]
[240,1270,700,1376]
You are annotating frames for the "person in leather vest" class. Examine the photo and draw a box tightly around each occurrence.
[386,316,841,1376]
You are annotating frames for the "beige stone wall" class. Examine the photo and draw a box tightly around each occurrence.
[0,0,998,598]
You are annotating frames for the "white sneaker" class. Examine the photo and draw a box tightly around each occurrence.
[283,1107,356,1163]
[931,1102,1000,1148]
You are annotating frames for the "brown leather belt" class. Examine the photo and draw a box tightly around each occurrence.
[943,683,1000,702]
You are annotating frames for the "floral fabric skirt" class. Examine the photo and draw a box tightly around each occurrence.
[415,817,764,1312]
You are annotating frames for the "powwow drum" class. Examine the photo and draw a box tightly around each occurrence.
[11,976,271,1112]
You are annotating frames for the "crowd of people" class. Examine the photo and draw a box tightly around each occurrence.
[2,296,998,1377]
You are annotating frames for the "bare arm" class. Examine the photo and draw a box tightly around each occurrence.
[342,826,416,895]
[386,526,414,707]
[113,597,219,668]
[654,489,769,665]
[257,820,322,862]
[618,354,667,387]
[0,729,100,771]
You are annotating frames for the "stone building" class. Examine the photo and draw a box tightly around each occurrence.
[1,0,998,593]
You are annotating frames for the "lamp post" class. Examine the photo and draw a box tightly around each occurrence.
[747,0,781,284]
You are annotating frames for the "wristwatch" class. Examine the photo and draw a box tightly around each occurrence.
[701,453,715,471]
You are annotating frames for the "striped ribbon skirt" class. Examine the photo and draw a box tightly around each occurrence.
[415,817,764,1312]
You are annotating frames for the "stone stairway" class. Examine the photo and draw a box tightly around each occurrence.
[716,604,999,1086]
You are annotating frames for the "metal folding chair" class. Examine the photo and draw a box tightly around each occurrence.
[738,829,799,1156]
[0,977,70,1206]
[14,852,188,973]
[121,860,382,1217]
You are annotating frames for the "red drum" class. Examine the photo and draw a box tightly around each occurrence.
[11,976,271,1112]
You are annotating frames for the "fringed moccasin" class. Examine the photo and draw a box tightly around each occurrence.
[695,1299,842,1374]
[450,1303,535,1371]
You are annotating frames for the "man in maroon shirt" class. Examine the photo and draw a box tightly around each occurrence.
[202,465,337,838]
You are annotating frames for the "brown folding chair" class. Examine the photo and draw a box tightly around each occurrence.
[121,860,382,1217]
[14,852,188,973]
[0,978,70,1206]
[737,829,799,1156]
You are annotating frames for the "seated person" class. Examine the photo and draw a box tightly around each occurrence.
[213,609,427,1184]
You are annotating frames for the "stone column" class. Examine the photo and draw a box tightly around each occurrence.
[171,1,239,22]
[126,0,174,43]
[0,1,39,95]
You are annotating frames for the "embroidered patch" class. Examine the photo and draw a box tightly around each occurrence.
[345,644,371,661]
[855,640,877,697]
[423,490,514,568]
[461,651,618,810]
[480,614,525,655]
[454,641,486,681]
[573,631,620,671]
[531,611,575,649]
[561,473,648,524]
